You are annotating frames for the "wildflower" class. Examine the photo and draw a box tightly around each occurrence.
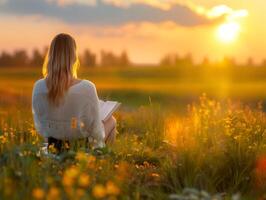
[76,188,85,198]
[92,184,106,199]
[32,188,45,199]
[150,173,160,178]
[65,187,74,197]
[106,181,120,196]
[0,135,7,144]
[143,161,149,167]
[88,155,96,163]
[87,155,96,168]
[64,141,70,150]
[76,152,87,162]
[48,144,58,154]
[47,187,60,200]
[78,173,90,187]
[62,166,79,187]
[63,175,74,187]
[116,161,130,181]
[65,166,79,178]
[30,129,37,136]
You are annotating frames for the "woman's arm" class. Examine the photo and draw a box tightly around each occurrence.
[81,83,105,148]
[32,82,44,137]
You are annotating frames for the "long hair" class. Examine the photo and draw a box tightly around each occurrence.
[43,33,80,106]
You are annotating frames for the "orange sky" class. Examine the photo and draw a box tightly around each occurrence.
[0,0,265,64]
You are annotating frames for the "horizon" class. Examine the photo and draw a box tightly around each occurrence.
[0,46,264,66]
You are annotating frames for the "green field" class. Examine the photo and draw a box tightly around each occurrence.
[0,66,266,199]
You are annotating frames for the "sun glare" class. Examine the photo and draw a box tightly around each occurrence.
[217,22,240,43]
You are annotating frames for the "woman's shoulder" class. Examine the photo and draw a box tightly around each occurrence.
[71,79,97,95]
[79,79,97,91]
[33,78,47,92]
[81,79,96,88]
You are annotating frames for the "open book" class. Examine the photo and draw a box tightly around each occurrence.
[99,100,121,122]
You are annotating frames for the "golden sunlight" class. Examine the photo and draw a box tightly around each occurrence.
[217,21,240,43]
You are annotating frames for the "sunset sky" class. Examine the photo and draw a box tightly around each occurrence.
[0,0,265,64]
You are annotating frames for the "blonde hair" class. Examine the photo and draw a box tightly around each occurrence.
[43,33,80,106]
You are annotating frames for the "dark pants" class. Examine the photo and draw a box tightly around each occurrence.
[48,137,70,153]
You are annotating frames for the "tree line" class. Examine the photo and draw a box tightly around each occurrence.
[0,48,131,67]
[0,48,264,68]
[160,53,264,67]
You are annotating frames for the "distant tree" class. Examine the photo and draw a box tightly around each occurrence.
[247,57,254,67]
[222,56,235,67]
[202,56,210,66]
[100,50,130,67]
[100,50,115,66]
[182,53,193,66]
[0,51,13,67]
[30,49,44,67]
[261,59,266,67]
[12,49,29,67]
[120,51,130,66]
[81,49,96,67]
[160,53,193,67]
[160,54,177,66]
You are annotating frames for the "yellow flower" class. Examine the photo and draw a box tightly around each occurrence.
[88,155,96,163]
[116,161,129,181]
[47,187,60,200]
[76,152,87,162]
[64,142,70,149]
[76,188,85,198]
[0,135,7,144]
[62,175,74,187]
[92,184,106,199]
[151,173,160,177]
[62,166,79,187]
[48,144,58,154]
[66,166,79,178]
[106,181,120,196]
[143,161,149,167]
[65,187,74,196]
[32,188,45,199]
[78,174,90,187]
[87,155,96,169]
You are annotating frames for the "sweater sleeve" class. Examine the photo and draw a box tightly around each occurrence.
[81,83,105,148]
[32,82,46,138]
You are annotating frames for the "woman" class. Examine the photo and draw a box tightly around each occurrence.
[32,33,117,153]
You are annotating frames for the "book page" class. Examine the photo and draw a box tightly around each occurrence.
[99,100,121,122]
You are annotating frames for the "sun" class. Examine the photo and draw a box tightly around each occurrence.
[217,22,240,43]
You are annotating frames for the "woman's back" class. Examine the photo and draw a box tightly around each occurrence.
[32,79,105,146]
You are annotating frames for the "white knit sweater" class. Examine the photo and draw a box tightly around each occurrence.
[32,79,105,147]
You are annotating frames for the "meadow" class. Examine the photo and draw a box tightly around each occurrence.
[0,66,266,200]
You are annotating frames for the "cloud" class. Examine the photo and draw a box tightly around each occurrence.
[172,1,248,22]
[0,0,213,26]
[102,0,175,10]
[102,0,248,21]
[0,0,6,4]
[0,0,248,28]
[46,0,97,6]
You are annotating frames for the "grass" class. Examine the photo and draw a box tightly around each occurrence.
[0,66,266,199]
